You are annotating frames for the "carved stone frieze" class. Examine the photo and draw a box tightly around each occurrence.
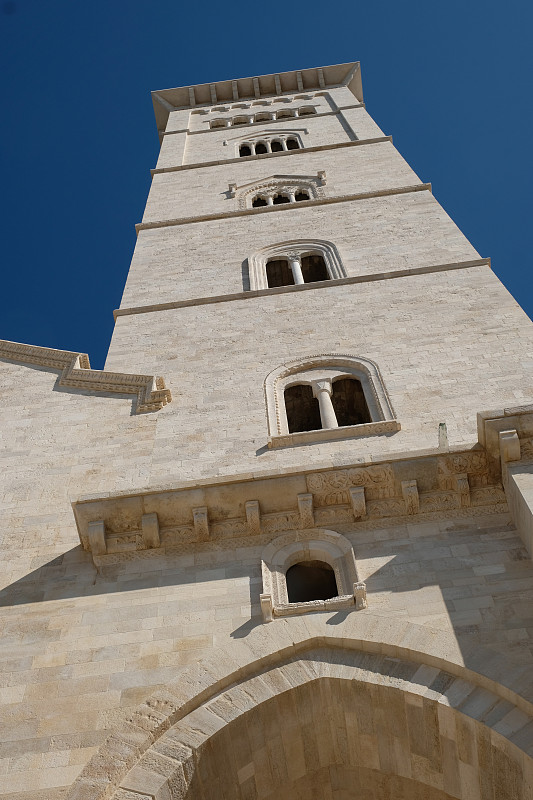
[0,340,172,413]
[306,464,395,505]
[437,451,490,490]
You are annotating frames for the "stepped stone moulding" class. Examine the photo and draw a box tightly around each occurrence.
[0,339,172,413]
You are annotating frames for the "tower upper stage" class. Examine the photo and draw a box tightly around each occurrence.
[151,62,363,133]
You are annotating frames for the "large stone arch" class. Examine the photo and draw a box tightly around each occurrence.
[66,615,533,800]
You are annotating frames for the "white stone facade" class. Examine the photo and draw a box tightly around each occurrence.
[2,61,533,800]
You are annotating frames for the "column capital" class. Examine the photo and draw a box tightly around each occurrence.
[311,379,333,398]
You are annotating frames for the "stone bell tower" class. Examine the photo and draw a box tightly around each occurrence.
[3,62,533,800]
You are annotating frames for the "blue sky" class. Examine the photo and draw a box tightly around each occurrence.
[1,0,532,368]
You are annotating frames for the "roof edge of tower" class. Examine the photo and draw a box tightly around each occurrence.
[151,61,362,133]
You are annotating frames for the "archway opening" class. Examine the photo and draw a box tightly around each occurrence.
[266,258,294,288]
[252,196,268,208]
[286,560,338,602]
[301,254,329,282]
[286,137,300,150]
[239,144,251,157]
[255,142,268,154]
[270,140,284,152]
[284,383,321,432]
[272,194,290,205]
[332,377,371,426]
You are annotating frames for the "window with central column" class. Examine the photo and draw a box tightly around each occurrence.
[264,356,401,447]
[265,253,329,288]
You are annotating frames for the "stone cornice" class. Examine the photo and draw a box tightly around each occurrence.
[0,340,172,413]
[136,182,431,233]
[151,61,363,131]
[72,442,507,560]
[114,258,490,320]
[151,135,392,175]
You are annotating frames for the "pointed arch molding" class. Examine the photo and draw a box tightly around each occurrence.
[0,340,172,413]
[248,238,346,291]
[65,616,533,800]
[231,172,326,209]
[264,353,399,446]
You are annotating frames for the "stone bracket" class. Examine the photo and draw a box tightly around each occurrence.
[298,493,314,528]
[260,593,273,622]
[349,486,366,519]
[500,429,521,463]
[402,480,419,515]
[454,473,471,507]
[354,581,367,610]
[142,513,160,549]
[245,501,261,535]
[87,520,106,556]
[193,507,209,540]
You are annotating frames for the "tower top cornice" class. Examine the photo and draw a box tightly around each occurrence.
[151,61,363,132]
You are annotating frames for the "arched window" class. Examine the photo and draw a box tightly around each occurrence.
[260,529,367,621]
[264,355,400,447]
[286,137,300,150]
[236,175,324,210]
[285,384,320,432]
[272,193,290,205]
[234,133,304,158]
[332,378,371,427]
[247,240,345,291]
[286,561,338,603]
[294,191,309,202]
[301,254,328,282]
[266,259,295,288]
[270,139,284,152]
[254,141,268,154]
[252,196,268,208]
[239,144,252,157]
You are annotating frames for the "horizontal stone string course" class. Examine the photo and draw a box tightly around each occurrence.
[113,258,491,319]
[150,135,393,174]
[135,182,432,232]
[0,340,172,413]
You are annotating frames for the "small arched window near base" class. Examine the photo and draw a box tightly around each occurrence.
[260,529,367,621]
[264,355,400,448]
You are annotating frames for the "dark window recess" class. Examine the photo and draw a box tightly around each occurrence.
[255,142,267,154]
[286,560,338,603]
[266,259,295,288]
[295,191,309,202]
[286,138,299,150]
[272,194,290,205]
[332,378,371,426]
[239,145,251,157]
[252,197,268,208]
[301,255,329,283]
[270,140,284,152]
[284,384,321,432]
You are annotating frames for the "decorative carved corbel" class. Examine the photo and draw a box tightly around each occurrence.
[401,480,419,515]
[349,486,366,519]
[297,493,314,528]
[454,474,471,507]
[142,513,160,549]
[193,507,209,540]
[245,500,261,535]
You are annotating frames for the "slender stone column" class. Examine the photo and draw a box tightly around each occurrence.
[266,196,274,206]
[265,141,272,153]
[288,192,296,203]
[288,254,304,284]
[281,138,288,151]
[312,379,338,429]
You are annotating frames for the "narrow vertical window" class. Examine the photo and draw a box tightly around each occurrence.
[284,384,321,432]
[266,259,295,288]
[332,378,371,426]
[301,255,329,283]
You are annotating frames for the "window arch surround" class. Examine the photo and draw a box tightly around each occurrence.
[264,355,400,448]
[260,528,367,621]
[235,175,324,210]
[248,239,344,291]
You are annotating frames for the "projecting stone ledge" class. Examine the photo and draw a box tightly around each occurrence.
[0,339,172,413]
